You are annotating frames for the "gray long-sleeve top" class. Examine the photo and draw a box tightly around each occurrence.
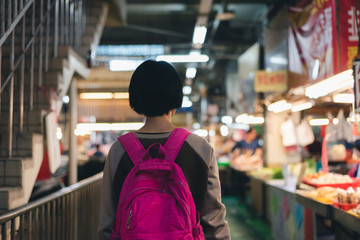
[97,131,230,240]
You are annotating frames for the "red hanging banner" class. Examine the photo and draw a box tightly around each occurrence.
[288,0,338,87]
[339,0,360,72]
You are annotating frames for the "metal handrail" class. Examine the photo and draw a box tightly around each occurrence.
[0,173,103,239]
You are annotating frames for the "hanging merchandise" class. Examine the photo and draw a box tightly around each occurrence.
[335,109,353,142]
[280,118,298,147]
[325,110,353,143]
[296,118,315,147]
[354,58,360,112]
[325,109,353,162]
[351,0,360,111]
[325,112,337,142]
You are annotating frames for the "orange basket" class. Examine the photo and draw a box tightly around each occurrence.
[332,200,359,211]
[302,178,360,190]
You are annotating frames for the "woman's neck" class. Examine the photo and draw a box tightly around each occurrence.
[137,115,176,133]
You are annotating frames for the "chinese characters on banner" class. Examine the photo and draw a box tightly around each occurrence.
[288,0,338,87]
[339,0,360,72]
[254,70,287,92]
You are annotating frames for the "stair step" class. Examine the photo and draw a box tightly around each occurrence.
[0,187,23,211]
[0,110,44,125]
[0,157,34,187]
[0,132,42,158]
[1,57,69,71]
[0,71,63,92]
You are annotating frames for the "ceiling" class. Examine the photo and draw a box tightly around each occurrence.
[100,0,291,58]
[97,0,293,83]
[83,0,297,122]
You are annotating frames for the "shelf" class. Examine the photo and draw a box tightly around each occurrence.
[295,191,332,218]
[332,207,360,234]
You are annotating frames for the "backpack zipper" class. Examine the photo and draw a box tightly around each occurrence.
[126,210,133,229]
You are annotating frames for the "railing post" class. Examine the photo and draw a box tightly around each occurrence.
[7,0,12,29]
[54,0,59,57]
[20,17,26,133]
[1,0,4,36]
[45,0,50,73]
[69,78,78,185]
[30,1,35,111]
[0,47,2,113]
[39,0,44,86]
[8,31,15,158]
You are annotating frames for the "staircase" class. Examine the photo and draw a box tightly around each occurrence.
[0,0,109,214]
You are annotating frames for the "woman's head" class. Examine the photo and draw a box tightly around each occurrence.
[129,60,183,117]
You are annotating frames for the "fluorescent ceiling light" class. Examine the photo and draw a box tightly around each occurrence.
[309,118,329,126]
[268,100,292,113]
[221,116,233,124]
[186,67,197,78]
[291,102,313,112]
[109,60,143,71]
[79,92,129,100]
[333,93,354,103]
[235,113,264,124]
[305,69,354,99]
[192,26,207,44]
[182,96,193,108]
[194,129,208,137]
[220,125,229,136]
[235,114,248,123]
[156,54,209,63]
[269,56,288,65]
[192,122,201,129]
[80,92,113,99]
[113,92,129,99]
[75,122,145,134]
[182,86,192,95]
[62,95,70,104]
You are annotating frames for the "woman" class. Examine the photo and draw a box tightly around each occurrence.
[97,60,230,240]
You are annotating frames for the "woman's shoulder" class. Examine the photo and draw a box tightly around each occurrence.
[185,133,214,163]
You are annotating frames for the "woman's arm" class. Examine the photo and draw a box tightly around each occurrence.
[97,144,119,240]
[201,147,231,240]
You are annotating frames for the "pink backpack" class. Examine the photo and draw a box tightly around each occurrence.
[111,128,204,240]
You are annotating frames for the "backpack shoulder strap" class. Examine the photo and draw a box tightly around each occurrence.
[118,132,145,164]
[164,128,191,162]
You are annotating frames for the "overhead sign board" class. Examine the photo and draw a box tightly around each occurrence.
[254,70,287,92]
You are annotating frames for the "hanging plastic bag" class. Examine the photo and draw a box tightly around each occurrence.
[280,118,298,147]
[296,118,315,147]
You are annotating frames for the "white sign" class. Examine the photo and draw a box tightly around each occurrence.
[354,59,360,112]
[45,111,61,174]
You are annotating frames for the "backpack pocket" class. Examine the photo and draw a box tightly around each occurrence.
[121,189,189,234]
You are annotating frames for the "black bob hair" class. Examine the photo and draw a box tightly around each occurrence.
[129,60,183,117]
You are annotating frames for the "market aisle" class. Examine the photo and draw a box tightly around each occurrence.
[223,196,273,240]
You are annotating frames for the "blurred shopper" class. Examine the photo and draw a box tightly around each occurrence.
[98,60,230,240]
[349,139,360,178]
[231,127,263,171]
[78,144,106,181]
[231,127,262,157]
[91,144,105,159]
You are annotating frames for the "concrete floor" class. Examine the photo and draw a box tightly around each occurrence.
[223,196,273,240]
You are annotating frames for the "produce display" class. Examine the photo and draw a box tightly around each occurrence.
[301,172,360,211]
[302,172,360,189]
[348,204,360,218]
[332,187,360,210]
[250,167,283,180]
[303,186,337,204]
